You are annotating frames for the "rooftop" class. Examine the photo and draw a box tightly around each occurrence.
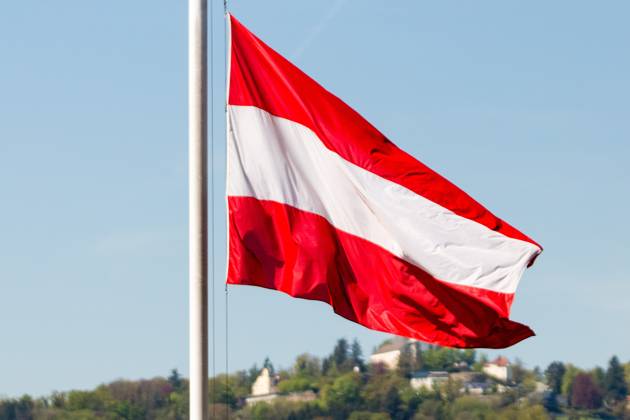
[486,356,510,367]
[411,371,449,379]
[372,337,409,355]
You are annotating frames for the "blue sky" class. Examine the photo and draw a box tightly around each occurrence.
[1,1,629,397]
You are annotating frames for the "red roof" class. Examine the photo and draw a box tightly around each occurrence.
[488,356,510,367]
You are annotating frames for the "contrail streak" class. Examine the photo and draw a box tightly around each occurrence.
[291,0,350,60]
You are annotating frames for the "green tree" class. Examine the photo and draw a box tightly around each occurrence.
[361,370,408,417]
[322,356,333,375]
[544,362,565,395]
[50,391,66,409]
[414,343,424,372]
[498,403,549,420]
[590,366,605,391]
[106,379,170,416]
[263,356,275,374]
[462,349,476,367]
[294,353,321,378]
[348,412,391,420]
[383,386,402,419]
[278,376,313,393]
[511,359,527,384]
[168,368,183,392]
[422,347,449,371]
[398,344,414,378]
[351,339,366,372]
[0,395,35,420]
[542,391,560,413]
[561,364,580,399]
[112,400,147,420]
[165,390,188,420]
[442,378,462,403]
[246,364,260,387]
[413,399,445,420]
[323,373,362,419]
[400,385,422,419]
[604,355,628,403]
[209,374,238,409]
[66,389,108,412]
[448,396,493,420]
[473,354,488,372]
[249,402,273,420]
[332,338,350,371]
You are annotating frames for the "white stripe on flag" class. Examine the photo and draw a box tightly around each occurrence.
[227,105,539,294]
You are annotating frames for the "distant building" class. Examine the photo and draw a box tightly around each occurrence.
[453,361,469,370]
[483,356,512,382]
[369,337,417,370]
[410,371,449,391]
[449,371,477,383]
[251,367,277,396]
[245,368,279,405]
[462,381,491,395]
[245,368,318,406]
[438,371,493,395]
[534,381,549,394]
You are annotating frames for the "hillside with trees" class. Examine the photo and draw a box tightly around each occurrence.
[1,338,628,419]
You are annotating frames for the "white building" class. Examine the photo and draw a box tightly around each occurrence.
[245,368,318,406]
[410,371,449,391]
[369,337,417,370]
[483,356,513,382]
[245,368,279,405]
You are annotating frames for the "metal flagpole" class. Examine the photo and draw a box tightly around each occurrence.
[189,0,208,419]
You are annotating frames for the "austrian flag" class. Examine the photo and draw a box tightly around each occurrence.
[226,15,542,348]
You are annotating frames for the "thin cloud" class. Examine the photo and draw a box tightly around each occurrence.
[290,0,349,60]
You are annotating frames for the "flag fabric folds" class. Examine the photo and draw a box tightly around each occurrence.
[225,15,542,348]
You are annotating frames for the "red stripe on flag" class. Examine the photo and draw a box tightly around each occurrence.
[228,15,540,251]
[227,196,534,349]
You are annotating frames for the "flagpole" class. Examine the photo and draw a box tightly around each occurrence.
[189,0,208,419]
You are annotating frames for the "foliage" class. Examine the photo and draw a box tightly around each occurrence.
[333,338,350,369]
[351,339,367,373]
[348,411,391,420]
[560,364,581,399]
[473,354,489,373]
[293,353,322,378]
[604,356,628,403]
[236,400,323,420]
[168,368,183,392]
[0,339,627,420]
[496,403,550,420]
[570,373,603,409]
[322,372,363,420]
[263,356,274,374]
[448,396,494,420]
[542,391,560,413]
[398,343,415,379]
[322,338,355,375]
[0,395,35,420]
[361,371,406,417]
[413,399,445,420]
[590,366,606,391]
[511,359,529,385]
[421,347,474,372]
[277,376,314,393]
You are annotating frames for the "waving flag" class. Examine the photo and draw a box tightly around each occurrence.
[226,15,542,348]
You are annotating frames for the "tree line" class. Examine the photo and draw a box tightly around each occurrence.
[1,338,628,419]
